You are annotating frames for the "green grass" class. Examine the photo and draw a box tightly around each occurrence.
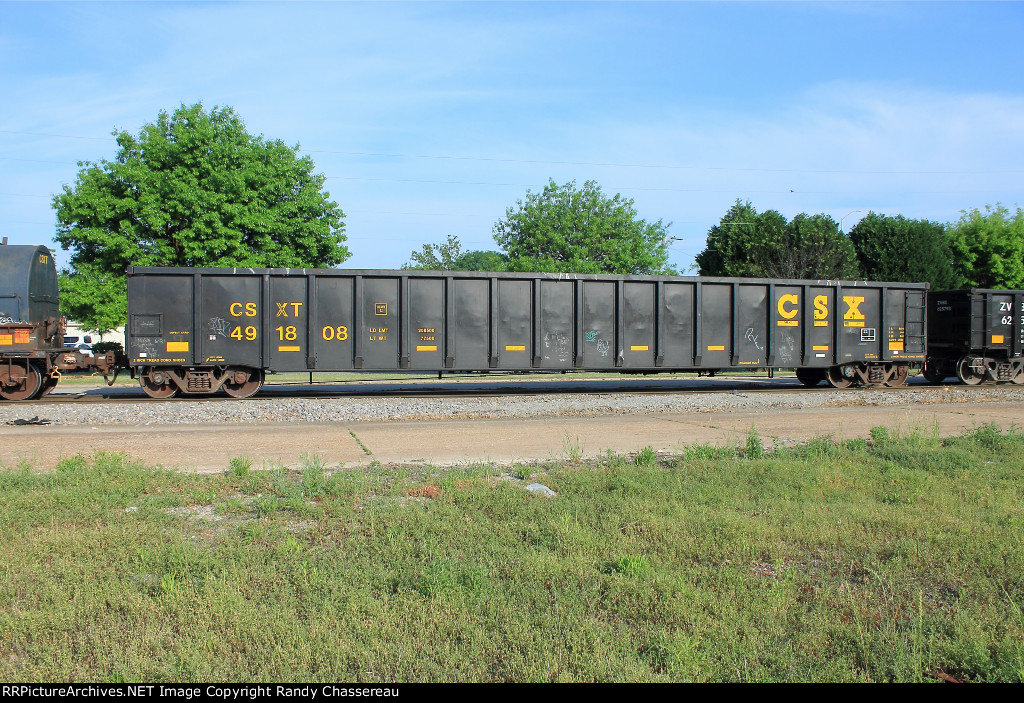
[2,424,1023,682]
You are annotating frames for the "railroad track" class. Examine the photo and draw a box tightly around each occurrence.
[17,375,963,405]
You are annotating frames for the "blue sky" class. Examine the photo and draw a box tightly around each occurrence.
[1,1,1022,272]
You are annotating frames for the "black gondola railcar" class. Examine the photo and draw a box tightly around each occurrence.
[924,289,1024,384]
[125,267,928,398]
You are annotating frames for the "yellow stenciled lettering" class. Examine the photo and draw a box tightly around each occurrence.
[777,294,799,319]
[276,325,297,341]
[813,295,829,320]
[291,302,302,317]
[276,302,289,317]
[321,325,349,341]
[245,302,257,317]
[230,302,243,317]
[843,296,866,320]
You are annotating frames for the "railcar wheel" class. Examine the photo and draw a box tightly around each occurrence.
[39,373,60,396]
[921,365,946,384]
[885,365,909,387]
[222,368,264,399]
[826,365,854,389]
[1012,367,1024,385]
[140,369,179,399]
[956,356,985,386]
[795,368,825,387]
[0,361,43,401]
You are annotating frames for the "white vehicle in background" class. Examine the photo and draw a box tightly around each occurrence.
[64,335,94,357]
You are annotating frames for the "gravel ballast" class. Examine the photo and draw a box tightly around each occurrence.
[3,382,1023,427]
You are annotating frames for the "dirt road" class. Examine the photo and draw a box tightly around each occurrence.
[3,398,1021,472]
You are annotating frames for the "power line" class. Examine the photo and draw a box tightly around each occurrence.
[1,128,1019,176]
[309,147,1024,176]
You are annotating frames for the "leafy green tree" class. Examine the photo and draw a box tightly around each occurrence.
[404,234,466,270]
[493,179,673,274]
[403,235,506,271]
[53,103,348,331]
[695,200,778,277]
[774,213,860,280]
[455,250,506,271]
[696,199,859,280]
[947,204,1024,289]
[848,212,957,289]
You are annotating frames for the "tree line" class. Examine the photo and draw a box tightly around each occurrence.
[50,104,1023,332]
[694,199,1024,291]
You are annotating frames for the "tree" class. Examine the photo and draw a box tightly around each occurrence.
[947,204,1024,289]
[493,179,673,274]
[696,199,859,280]
[775,213,860,280]
[53,103,348,331]
[403,235,506,271]
[695,200,776,277]
[404,234,465,270]
[455,250,506,271]
[848,212,957,289]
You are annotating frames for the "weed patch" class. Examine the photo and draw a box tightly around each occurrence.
[1,426,1023,682]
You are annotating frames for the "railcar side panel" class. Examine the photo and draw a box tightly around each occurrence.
[581,281,613,369]
[497,279,530,370]
[539,280,573,369]
[772,284,802,368]
[408,277,443,370]
[360,277,399,370]
[622,282,656,368]
[736,284,766,367]
[312,276,355,370]
[267,276,308,371]
[806,286,835,367]
[700,283,732,368]
[453,278,489,370]
[838,287,880,363]
[129,274,195,366]
[661,282,694,368]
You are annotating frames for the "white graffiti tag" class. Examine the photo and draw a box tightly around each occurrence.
[208,317,231,337]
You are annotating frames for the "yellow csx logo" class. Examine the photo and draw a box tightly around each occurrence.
[813,295,828,320]
[229,302,258,317]
[777,294,799,319]
[778,294,831,327]
[843,296,866,320]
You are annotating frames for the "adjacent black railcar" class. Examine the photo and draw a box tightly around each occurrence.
[924,288,1024,385]
[0,243,116,400]
[125,266,928,398]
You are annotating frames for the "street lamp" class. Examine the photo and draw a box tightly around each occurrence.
[840,210,862,233]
